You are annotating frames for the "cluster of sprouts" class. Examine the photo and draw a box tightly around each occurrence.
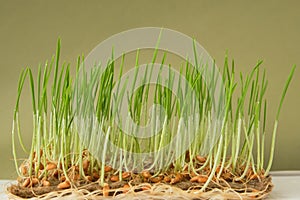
[12,39,295,192]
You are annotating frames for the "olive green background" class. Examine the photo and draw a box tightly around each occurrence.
[0,0,299,179]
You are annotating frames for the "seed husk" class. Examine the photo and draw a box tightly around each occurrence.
[31,177,39,185]
[196,155,206,163]
[141,171,151,178]
[22,178,30,187]
[170,174,182,184]
[46,162,57,171]
[42,180,50,186]
[198,175,208,183]
[110,175,119,182]
[190,176,199,182]
[163,176,171,182]
[57,180,70,189]
[104,166,112,172]
[123,184,130,193]
[149,176,162,183]
[122,172,131,179]
[141,185,151,191]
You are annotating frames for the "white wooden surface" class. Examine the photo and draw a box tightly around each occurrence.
[1,171,300,199]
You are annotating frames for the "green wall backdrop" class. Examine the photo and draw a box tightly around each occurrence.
[0,0,299,179]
